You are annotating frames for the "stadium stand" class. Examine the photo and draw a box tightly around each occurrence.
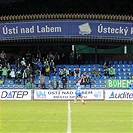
[0,14,133,90]
[0,60,132,89]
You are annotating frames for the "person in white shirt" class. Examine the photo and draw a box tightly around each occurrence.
[9,69,15,83]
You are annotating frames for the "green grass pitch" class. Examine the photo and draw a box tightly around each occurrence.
[0,101,132,133]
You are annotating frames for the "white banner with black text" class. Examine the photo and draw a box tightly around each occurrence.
[34,89,104,100]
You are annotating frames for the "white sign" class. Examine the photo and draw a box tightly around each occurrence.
[0,89,31,100]
[34,90,104,100]
[105,90,133,100]
[78,23,92,35]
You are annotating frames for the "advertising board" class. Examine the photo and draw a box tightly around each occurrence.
[0,89,31,100]
[0,21,133,40]
[34,89,104,100]
[105,90,133,100]
[106,79,132,88]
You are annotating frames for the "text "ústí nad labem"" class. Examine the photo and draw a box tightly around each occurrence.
[2,25,62,35]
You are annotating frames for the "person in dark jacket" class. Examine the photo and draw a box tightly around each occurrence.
[61,74,67,89]
[85,74,92,88]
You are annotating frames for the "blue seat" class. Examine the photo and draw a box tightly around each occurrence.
[90,67,94,73]
[124,61,127,65]
[19,84,25,89]
[59,65,64,69]
[4,80,9,85]
[106,76,110,79]
[0,84,3,89]
[34,78,39,85]
[123,64,128,69]
[95,64,99,69]
[80,65,85,68]
[119,64,123,69]
[19,79,24,85]
[80,67,84,75]
[70,65,74,74]
[114,61,118,65]
[14,84,19,89]
[96,84,101,89]
[85,65,89,73]
[119,61,123,65]
[75,76,79,82]
[109,61,113,65]
[101,85,106,89]
[4,84,9,89]
[96,80,100,84]
[70,77,75,87]
[9,84,14,89]
[115,76,120,79]
[99,68,104,73]
[55,72,59,76]
[64,65,69,68]
[74,64,79,68]
[45,76,50,88]
[129,61,132,65]
[101,80,105,85]
[95,77,100,80]
[70,83,75,89]
[115,68,118,73]
[45,76,49,82]
[125,75,129,79]
[70,76,74,80]
[91,84,95,89]
[11,64,16,69]
[9,80,14,85]
[70,78,75,83]
[90,64,94,69]
[50,76,55,81]
[86,85,91,89]
[120,73,124,79]
[55,76,60,81]
[50,73,55,77]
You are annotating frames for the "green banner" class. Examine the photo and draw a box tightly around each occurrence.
[106,79,133,88]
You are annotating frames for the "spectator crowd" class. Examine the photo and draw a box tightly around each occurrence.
[0,50,116,89]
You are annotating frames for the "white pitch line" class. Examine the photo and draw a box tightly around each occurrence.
[67,101,71,133]
[0,120,67,123]
[0,119,132,123]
